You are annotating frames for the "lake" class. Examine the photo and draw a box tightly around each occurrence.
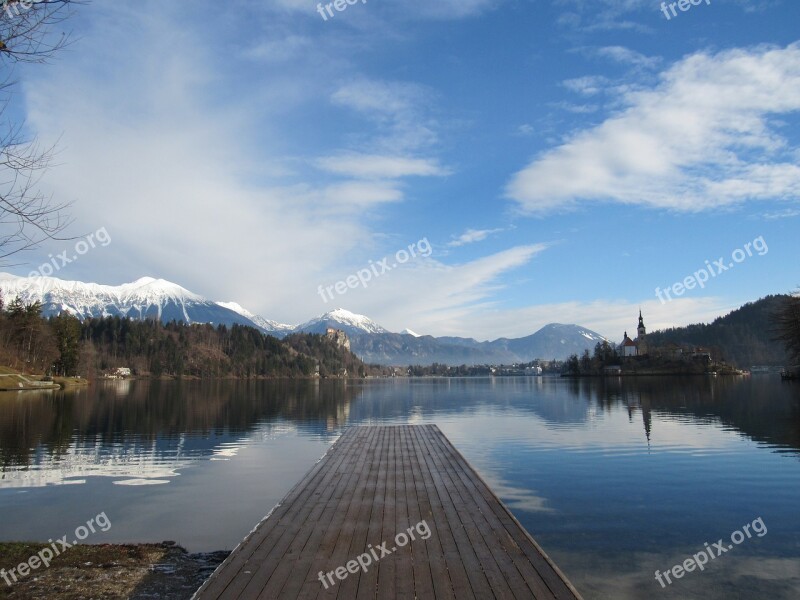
[0,376,798,599]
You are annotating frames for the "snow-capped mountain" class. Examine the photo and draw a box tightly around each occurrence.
[0,273,609,364]
[351,323,608,365]
[295,308,389,336]
[490,323,609,361]
[0,273,258,329]
[216,301,295,336]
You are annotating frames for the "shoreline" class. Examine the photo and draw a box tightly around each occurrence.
[0,541,228,600]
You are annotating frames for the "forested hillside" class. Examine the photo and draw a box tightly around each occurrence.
[0,296,374,378]
[647,295,791,368]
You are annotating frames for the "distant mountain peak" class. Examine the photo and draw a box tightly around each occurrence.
[216,301,255,318]
[0,273,256,331]
[118,277,204,304]
[130,276,157,286]
[0,273,609,365]
[539,323,607,342]
[216,301,295,333]
[324,308,366,319]
[297,308,388,335]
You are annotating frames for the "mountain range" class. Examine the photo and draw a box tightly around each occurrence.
[0,273,607,365]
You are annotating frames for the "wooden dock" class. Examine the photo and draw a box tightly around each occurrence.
[194,425,582,600]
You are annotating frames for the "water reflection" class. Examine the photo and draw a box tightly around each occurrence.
[0,379,362,487]
[0,376,798,598]
[1,377,799,486]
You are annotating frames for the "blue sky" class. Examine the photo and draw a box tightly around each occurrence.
[6,0,800,339]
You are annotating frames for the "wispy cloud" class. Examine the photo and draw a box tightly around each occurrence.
[516,124,535,136]
[18,2,540,330]
[360,244,550,334]
[448,228,506,247]
[331,78,439,152]
[594,46,661,70]
[21,3,383,322]
[264,0,502,20]
[562,75,611,96]
[317,154,449,179]
[243,34,311,63]
[420,296,739,341]
[762,207,800,220]
[507,43,800,214]
[554,0,653,32]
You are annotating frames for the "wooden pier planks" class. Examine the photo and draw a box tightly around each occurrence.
[194,425,582,600]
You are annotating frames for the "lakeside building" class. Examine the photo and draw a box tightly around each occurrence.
[621,310,649,357]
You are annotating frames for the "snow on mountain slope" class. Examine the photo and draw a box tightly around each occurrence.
[0,273,202,309]
[295,308,389,335]
[0,273,257,329]
[0,273,609,363]
[575,327,606,342]
[216,301,295,335]
[215,301,253,317]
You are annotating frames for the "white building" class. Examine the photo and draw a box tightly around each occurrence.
[620,310,648,357]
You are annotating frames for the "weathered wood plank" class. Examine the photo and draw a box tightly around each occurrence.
[428,425,583,600]
[193,425,582,600]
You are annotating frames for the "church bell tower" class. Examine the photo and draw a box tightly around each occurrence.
[636,309,648,355]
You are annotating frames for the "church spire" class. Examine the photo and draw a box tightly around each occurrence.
[636,309,648,355]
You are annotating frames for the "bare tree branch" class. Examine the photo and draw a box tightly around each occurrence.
[0,0,82,264]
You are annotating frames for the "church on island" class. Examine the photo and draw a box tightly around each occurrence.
[620,310,648,357]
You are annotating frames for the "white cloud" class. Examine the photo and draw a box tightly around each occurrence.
[322,180,404,208]
[516,124,535,136]
[21,4,369,322]
[16,3,538,330]
[762,207,800,220]
[264,0,501,20]
[507,43,800,214]
[554,0,653,32]
[316,154,449,179]
[404,0,499,19]
[562,75,611,96]
[594,46,661,69]
[243,35,311,63]
[339,245,550,335]
[448,228,505,247]
[550,101,598,114]
[411,296,738,341]
[331,78,438,152]
[332,79,428,116]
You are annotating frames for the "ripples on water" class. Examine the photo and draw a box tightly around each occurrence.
[0,376,798,599]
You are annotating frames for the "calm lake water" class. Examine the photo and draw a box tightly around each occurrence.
[0,376,798,599]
